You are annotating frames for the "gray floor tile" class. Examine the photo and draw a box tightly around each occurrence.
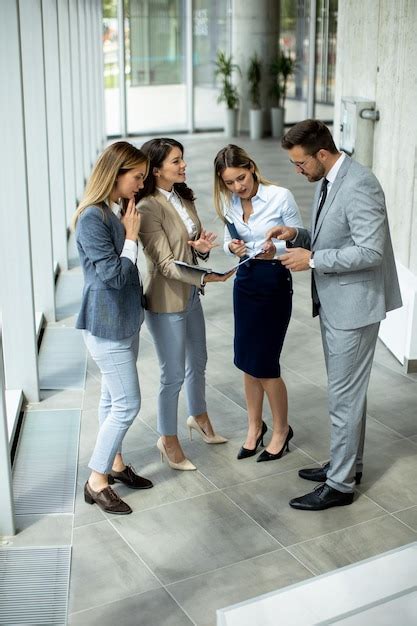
[73,482,107,528]
[99,447,216,514]
[69,520,160,614]
[357,439,417,511]
[168,549,312,626]
[26,388,84,410]
[393,506,417,531]
[55,271,84,320]
[77,407,158,465]
[367,361,417,437]
[8,514,72,547]
[110,491,280,584]
[224,471,386,547]
[69,588,193,626]
[288,515,417,575]
[195,434,313,489]
[39,327,87,390]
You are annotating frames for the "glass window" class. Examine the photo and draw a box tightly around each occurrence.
[103,0,121,136]
[193,0,231,130]
[125,0,187,134]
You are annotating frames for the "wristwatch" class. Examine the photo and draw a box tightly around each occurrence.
[308,254,315,269]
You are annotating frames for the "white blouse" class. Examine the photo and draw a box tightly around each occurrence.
[157,187,198,238]
[110,201,138,264]
[222,183,303,257]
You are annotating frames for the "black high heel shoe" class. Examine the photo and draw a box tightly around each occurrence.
[257,425,293,462]
[237,421,268,460]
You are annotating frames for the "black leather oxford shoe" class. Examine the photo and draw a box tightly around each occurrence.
[289,483,354,511]
[298,461,362,485]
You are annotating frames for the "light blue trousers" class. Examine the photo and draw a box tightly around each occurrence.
[146,287,207,435]
[83,328,141,474]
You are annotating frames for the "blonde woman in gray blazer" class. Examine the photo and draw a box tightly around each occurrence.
[73,142,153,515]
[267,120,402,511]
[138,138,233,470]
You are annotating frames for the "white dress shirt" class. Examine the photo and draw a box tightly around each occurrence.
[157,187,198,237]
[325,151,346,192]
[308,152,347,268]
[110,201,138,265]
[222,183,303,257]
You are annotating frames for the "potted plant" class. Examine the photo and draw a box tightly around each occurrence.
[215,50,241,137]
[247,53,263,140]
[270,51,296,138]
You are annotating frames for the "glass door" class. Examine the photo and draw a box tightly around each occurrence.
[125,0,188,134]
[192,0,231,130]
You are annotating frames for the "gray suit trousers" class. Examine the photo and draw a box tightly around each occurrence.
[319,308,380,492]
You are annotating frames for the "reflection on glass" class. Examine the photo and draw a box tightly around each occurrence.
[193,0,231,130]
[103,0,120,136]
[125,0,187,134]
[280,0,337,123]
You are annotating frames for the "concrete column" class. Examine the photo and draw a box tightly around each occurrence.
[98,0,107,146]
[57,0,77,226]
[334,0,417,370]
[42,0,69,272]
[86,1,98,164]
[19,0,56,322]
[0,0,39,403]
[0,339,15,538]
[78,0,91,179]
[231,0,280,134]
[69,0,85,201]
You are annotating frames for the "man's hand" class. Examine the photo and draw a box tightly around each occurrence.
[265,225,297,242]
[279,248,311,272]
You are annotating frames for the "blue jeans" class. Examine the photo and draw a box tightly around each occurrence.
[145,287,207,435]
[83,329,141,474]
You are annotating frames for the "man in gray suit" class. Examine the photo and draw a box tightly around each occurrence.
[266,119,402,510]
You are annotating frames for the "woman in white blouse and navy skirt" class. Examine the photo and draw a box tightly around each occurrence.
[214,145,303,462]
[138,138,232,471]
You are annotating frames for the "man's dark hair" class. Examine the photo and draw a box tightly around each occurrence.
[281,119,338,155]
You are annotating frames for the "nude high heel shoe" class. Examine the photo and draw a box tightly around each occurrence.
[156,437,196,471]
[187,416,228,444]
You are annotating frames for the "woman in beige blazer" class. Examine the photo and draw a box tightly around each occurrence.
[138,138,232,470]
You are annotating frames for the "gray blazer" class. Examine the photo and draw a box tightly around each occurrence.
[75,205,143,339]
[295,156,402,330]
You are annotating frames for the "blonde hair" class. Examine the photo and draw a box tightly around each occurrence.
[71,141,149,230]
[213,144,273,221]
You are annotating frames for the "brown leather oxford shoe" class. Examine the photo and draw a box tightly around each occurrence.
[84,481,132,515]
[108,465,153,490]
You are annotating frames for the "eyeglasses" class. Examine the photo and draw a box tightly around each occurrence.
[289,154,316,170]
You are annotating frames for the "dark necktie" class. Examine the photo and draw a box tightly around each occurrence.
[314,178,328,228]
[311,178,328,316]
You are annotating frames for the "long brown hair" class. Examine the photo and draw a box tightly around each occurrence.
[137,138,195,202]
[71,141,149,230]
[213,144,272,221]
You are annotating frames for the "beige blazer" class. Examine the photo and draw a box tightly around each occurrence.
[138,191,206,313]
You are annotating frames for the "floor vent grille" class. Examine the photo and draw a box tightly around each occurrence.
[39,327,86,390]
[0,546,71,625]
[13,409,80,515]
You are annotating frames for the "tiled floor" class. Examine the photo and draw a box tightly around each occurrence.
[21,134,417,625]
[218,543,417,625]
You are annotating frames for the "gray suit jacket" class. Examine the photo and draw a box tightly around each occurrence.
[295,156,402,330]
[75,205,143,339]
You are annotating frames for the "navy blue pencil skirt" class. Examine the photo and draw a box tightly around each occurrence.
[233,259,292,378]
